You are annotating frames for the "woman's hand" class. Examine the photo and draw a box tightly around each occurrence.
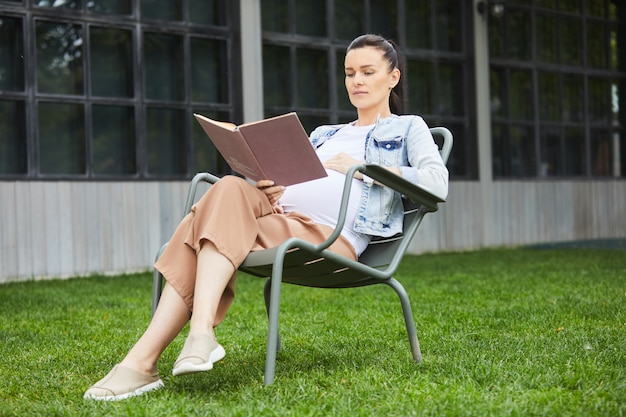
[323,153,364,178]
[256,180,285,207]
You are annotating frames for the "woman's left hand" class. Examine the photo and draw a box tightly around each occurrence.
[323,153,364,177]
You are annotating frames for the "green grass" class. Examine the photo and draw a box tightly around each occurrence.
[1,248,624,416]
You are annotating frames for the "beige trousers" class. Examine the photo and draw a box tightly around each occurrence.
[154,175,357,326]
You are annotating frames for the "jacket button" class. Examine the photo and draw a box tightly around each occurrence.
[385,144,391,149]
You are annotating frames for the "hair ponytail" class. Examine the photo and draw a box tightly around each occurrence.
[347,34,406,115]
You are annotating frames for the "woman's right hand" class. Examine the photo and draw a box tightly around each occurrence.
[256,180,285,207]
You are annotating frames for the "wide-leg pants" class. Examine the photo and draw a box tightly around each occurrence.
[154,176,357,326]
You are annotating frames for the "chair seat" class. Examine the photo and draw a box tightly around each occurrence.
[241,246,388,288]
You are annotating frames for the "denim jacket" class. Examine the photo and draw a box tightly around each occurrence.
[309,115,449,237]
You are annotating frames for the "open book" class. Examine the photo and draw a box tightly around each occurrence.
[194,112,327,186]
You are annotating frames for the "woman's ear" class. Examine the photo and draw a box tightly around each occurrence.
[389,68,401,89]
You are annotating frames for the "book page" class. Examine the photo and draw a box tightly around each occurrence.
[237,113,327,186]
[194,114,266,180]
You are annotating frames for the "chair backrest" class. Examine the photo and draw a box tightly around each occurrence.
[357,127,452,268]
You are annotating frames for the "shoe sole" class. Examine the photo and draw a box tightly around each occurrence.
[83,379,164,401]
[172,344,226,376]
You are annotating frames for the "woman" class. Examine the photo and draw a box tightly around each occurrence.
[84,34,448,401]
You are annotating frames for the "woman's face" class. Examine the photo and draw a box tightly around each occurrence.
[344,46,400,114]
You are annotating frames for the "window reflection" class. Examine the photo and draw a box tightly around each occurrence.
[0,17,24,92]
[0,100,27,174]
[297,48,328,108]
[39,102,85,175]
[295,0,326,36]
[141,0,183,21]
[144,33,184,101]
[87,0,132,15]
[90,27,133,98]
[334,0,363,41]
[263,45,290,107]
[92,105,136,175]
[146,107,186,175]
[191,38,227,103]
[36,21,84,95]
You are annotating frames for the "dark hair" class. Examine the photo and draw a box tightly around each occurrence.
[346,34,405,115]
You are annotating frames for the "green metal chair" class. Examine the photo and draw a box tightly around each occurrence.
[152,127,452,385]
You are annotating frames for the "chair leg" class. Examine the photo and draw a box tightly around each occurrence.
[384,278,422,363]
[263,280,282,352]
[151,270,163,318]
[264,262,285,386]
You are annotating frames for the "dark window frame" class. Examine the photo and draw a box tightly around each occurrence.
[0,0,242,181]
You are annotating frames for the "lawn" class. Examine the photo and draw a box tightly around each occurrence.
[0,248,624,416]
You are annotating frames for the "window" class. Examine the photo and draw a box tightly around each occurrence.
[261,0,476,179]
[0,1,238,179]
[489,1,625,178]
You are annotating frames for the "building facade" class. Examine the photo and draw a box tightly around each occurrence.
[1,0,625,282]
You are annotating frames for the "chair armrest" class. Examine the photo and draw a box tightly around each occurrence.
[360,165,445,212]
[312,163,444,253]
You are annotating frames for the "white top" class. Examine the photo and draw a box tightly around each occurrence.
[280,124,373,255]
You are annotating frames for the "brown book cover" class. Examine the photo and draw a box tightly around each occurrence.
[194,112,327,186]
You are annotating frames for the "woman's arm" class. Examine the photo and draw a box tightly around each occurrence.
[399,117,449,199]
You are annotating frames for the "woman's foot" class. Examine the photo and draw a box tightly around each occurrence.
[172,333,226,376]
[83,364,163,401]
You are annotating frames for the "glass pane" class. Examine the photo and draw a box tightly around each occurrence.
[371,0,397,41]
[335,0,364,41]
[609,25,618,70]
[141,0,183,21]
[538,72,560,121]
[36,21,84,95]
[506,8,531,60]
[588,77,610,123]
[0,100,27,175]
[146,107,186,175]
[261,0,289,32]
[493,124,536,177]
[586,1,605,17]
[406,0,431,49]
[438,63,463,116]
[144,33,184,101]
[35,0,81,10]
[191,38,227,103]
[560,17,582,65]
[192,109,230,175]
[562,75,583,122]
[558,0,581,14]
[509,69,533,120]
[92,105,136,175]
[87,0,132,15]
[0,17,24,92]
[336,51,353,111]
[296,0,326,36]
[435,0,462,52]
[297,49,328,108]
[189,0,228,26]
[539,127,561,176]
[587,21,607,68]
[298,114,330,135]
[536,14,558,63]
[563,127,585,176]
[590,129,613,176]
[406,60,433,115]
[489,67,504,117]
[90,27,133,98]
[38,102,85,175]
[263,45,291,107]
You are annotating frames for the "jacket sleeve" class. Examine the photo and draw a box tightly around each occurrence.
[398,116,449,200]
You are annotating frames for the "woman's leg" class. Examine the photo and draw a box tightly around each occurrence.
[118,284,191,374]
[188,240,236,336]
